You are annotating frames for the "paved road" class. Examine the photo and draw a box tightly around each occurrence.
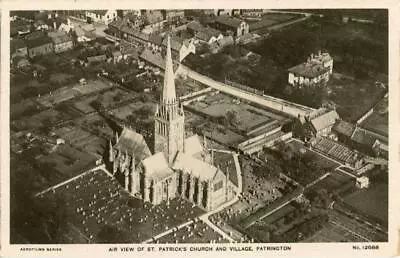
[178,65,314,118]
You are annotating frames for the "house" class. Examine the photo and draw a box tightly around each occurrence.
[164,10,185,22]
[288,51,333,87]
[87,54,107,64]
[161,36,196,62]
[187,21,224,45]
[108,15,144,38]
[74,25,97,42]
[143,10,164,25]
[139,48,165,70]
[12,56,30,68]
[10,38,28,58]
[48,31,73,53]
[111,50,123,63]
[212,15,249,37]
[332,120,355,143]
[351,126,388,155]
[372,139,388,159]
[85,10,117,25]
[25,35,53,58]
[305,108,339,138]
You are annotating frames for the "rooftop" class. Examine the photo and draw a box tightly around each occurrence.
[24,35,53,48]
[332,120,355,137]
[173,152,218,181]
[310,109,339,132]
[114,127,151,162]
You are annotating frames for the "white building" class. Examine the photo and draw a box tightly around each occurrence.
[288,51,333,87]
[356,176,369,189]
[85,10,117,25]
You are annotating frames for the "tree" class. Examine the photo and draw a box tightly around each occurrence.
[225,110,238,126]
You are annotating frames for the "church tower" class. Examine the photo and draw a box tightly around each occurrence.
[154,35,185,165]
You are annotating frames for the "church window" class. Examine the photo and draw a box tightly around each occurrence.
[213,181,223,191]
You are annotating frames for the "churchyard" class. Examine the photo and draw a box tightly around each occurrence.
[38,169,205,243]
[154,220,230,244]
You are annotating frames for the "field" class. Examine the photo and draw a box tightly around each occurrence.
[36,144,98,190]
[12,108,71,130]
[188,92,287,133]
[53,125,106,156]
[308,171,354,193]
[343,182,388,224]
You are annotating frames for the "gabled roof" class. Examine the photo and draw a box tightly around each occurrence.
[184,135,203,157]
[310,109,339,132]
[172,152,218,181]
[332,120,355,137]
[140,48,165,69]
[162,36,184,52]
[142,152,174,181]
[114,127,151,161]
[24,35,53,48]
[351,126,388,147]
[48,31,72,44]
[148,34,163,46]
[87,55,107,62]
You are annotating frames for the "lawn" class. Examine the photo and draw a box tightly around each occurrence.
[343,182,388,224]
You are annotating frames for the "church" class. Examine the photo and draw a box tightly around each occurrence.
[107,36,237,211]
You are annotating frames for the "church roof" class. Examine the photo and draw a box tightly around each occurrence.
[142,152,174,181]
[184,135,203,157]
[173,152,218,181]
[114,127,151,161]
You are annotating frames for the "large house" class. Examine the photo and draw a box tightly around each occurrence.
[25,35,53,58]
[108,36,238,210]
[187,21,223,45]
[304,108,340,138]
[85,10,117,25]
[212,15,249,37]
[288,51,333,87]
[48,31,73,53]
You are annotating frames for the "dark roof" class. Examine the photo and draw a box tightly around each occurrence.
[140,48,165,69]
[332,120,355,137]
[48,32,72,44]
[215,15,245,28]
[161,35,186,52]
[11,38,27,52]
[24,35,53,48]
[87,55,107,62]
[351,127,388,147]
[114,127,151,161]
[148,34,163,46]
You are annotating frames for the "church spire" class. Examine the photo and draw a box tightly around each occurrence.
[162,35,177,105]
